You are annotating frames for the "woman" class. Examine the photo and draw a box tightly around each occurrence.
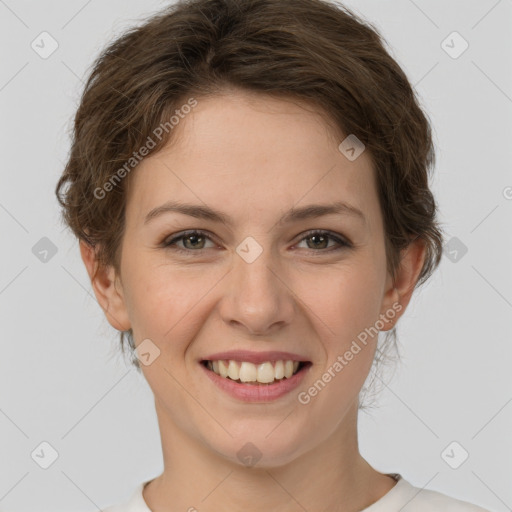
[55,0,491,510]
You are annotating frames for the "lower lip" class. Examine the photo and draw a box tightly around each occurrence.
[200,362,311,402]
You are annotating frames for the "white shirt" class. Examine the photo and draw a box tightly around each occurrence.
[101,473,492,511]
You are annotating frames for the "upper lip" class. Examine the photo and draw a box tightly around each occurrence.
[201,350,310,365]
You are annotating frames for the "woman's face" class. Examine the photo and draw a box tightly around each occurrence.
[97,89,407,467]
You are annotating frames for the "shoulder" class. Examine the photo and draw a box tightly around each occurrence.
[99,476,493,512]
[388,477,492,512]
[100,481,151,512]
[101,502,134,512]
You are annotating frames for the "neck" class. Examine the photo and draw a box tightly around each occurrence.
[143,400,397,512]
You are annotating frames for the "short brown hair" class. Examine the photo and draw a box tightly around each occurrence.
[56,0,443,385]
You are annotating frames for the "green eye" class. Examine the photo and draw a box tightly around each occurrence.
[162,229,352,255]
[296,230,351,251]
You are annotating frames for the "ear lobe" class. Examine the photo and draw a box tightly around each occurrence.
[79,240,131,332]
[380,237,426,330]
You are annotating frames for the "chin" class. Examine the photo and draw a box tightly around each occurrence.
[205,423,314,470]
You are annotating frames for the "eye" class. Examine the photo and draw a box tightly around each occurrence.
[294,229,352,252]
[162,230,216,252]
[162,229,351,255]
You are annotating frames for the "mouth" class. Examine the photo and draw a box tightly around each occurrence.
[200,359,312,385]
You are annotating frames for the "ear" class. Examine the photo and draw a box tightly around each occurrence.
[79,240,131,331]
[379,237,426,331]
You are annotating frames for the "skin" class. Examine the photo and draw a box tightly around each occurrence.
[81,88,425,512]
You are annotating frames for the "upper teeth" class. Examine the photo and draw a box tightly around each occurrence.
[206,360,300,383]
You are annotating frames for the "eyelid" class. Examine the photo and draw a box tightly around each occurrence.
[297,229,352,247]
[162,229,220,250]
[162,228,352,254]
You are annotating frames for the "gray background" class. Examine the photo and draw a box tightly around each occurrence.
[0,0,511,511]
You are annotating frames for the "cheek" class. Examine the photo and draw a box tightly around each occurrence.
[122,235,387,356]
[121,256,224,346]
[296,265,386,409]
[301,257,386,343]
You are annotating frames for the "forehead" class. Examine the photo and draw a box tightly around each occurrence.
[126,90,381,231]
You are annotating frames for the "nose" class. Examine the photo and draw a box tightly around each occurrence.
[218,242,295,336]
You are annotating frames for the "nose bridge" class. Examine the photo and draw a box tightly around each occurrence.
[236,239,278,293]
[221,236,294,333]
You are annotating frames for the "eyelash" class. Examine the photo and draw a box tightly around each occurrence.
[161,229,352,256]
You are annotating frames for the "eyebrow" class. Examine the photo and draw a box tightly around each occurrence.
[143,200,366,227]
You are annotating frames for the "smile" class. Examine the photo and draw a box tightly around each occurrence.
[202,359,307,384]
[200,359,312,402]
